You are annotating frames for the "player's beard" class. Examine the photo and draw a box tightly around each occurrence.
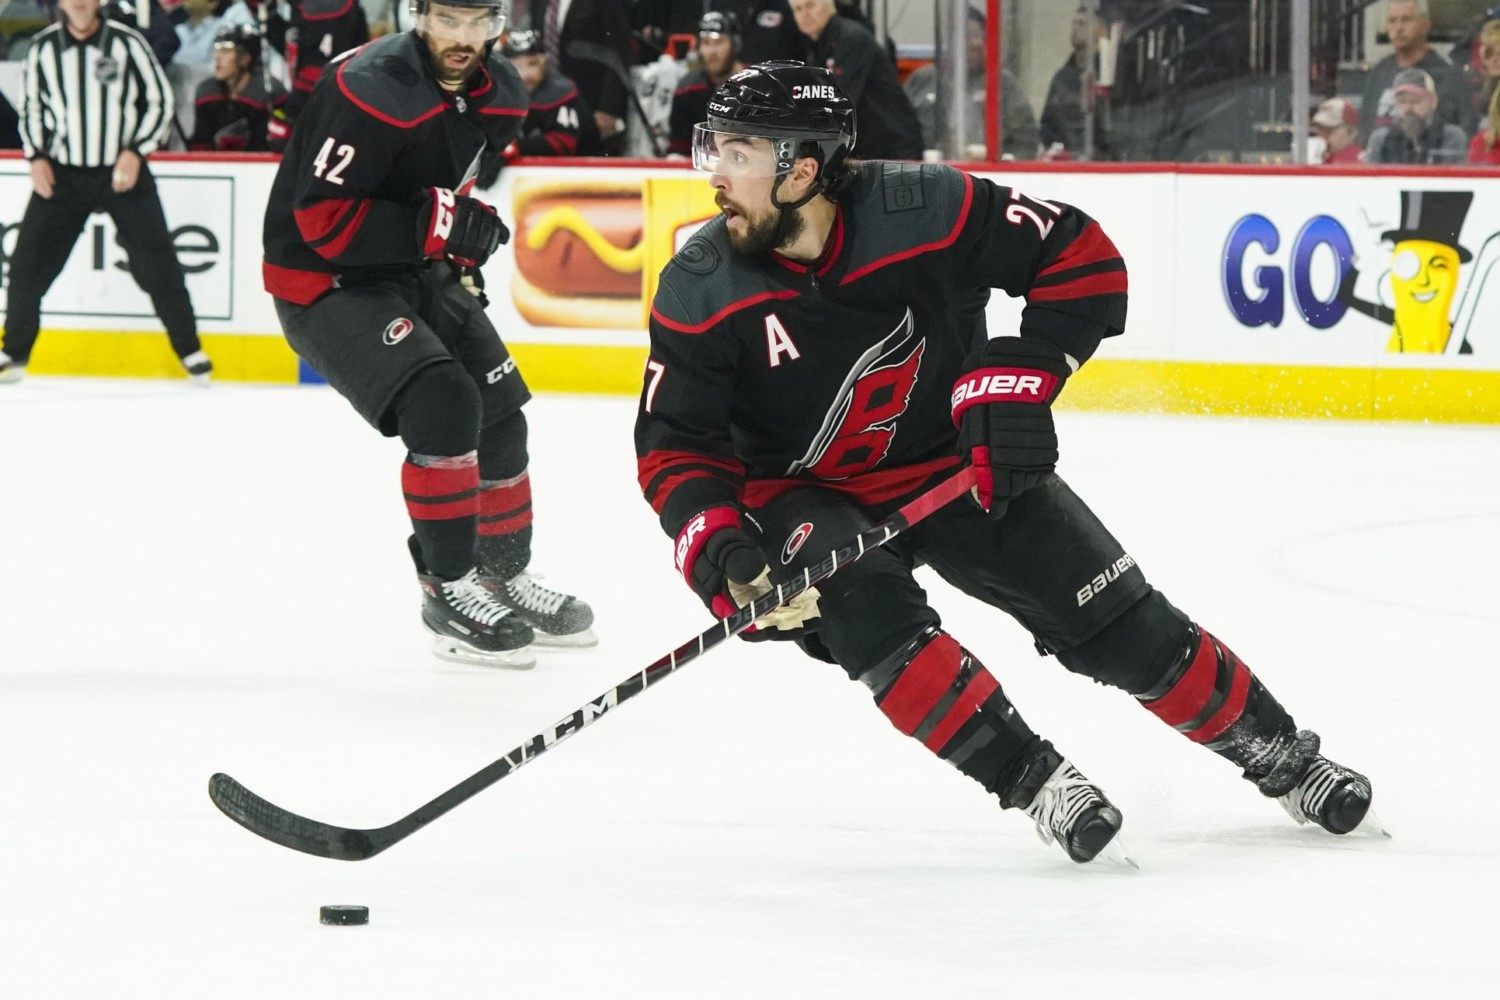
[434,42,480,86]
[718,194,805,258]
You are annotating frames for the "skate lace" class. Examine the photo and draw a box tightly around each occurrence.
[442,571,512,627]
[1025,767,1101,846]
[505,572,568,615]
[1279,758,1344,825]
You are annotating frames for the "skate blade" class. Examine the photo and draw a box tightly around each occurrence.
[533,628,599,649]
[1352,806,1391,839]
[430,637,537,669]
[1095,834,1140,870]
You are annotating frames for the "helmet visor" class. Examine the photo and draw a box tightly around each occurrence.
[417,3,508,43]
[691,124,786,177]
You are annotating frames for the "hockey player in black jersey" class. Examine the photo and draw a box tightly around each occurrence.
[263,0,596,667]
[190,24,289,152]
[499,29,593,158]
[666,11,744,159]
[634,63,1376,863]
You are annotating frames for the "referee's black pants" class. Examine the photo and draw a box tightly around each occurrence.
[2,163,200,364]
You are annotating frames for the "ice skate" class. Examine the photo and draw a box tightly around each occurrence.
[1277,750,1382,836]
[1003,743,1130,865]
[418,567,536,668]
[181,350,213,387]
[483,570,597,648]
[0,352,24,385]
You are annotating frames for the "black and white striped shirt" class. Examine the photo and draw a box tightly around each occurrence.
[20,18,174,167]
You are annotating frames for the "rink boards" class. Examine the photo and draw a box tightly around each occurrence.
[0,153,1495,422]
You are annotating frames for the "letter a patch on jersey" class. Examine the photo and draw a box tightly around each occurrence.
[765,313,801,368]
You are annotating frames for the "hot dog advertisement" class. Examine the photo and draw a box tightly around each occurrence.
[501,172,718,331]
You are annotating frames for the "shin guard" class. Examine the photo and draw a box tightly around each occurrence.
[864,627,1036,796]
[476,469,533,580]
[1136,625,1301,788]
[403,452,480,581]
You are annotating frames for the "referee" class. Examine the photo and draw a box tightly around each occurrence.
[0,0,211,386]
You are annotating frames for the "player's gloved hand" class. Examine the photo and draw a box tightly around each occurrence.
[951,336,1074,517]
[675,507,821,633]
[416,187,510,268]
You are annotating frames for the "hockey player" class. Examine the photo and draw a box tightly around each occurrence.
[635,63,1375,863]
[666,11,744,159]
[263,0,596,667]
[499,29,593,158]
[190,24,290,152]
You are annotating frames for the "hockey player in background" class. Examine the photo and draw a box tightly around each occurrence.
[263,0,596,668]
[666,11,745,159]
[189,24,290,152]
[499,29,594,158]
[635,63,1375,863]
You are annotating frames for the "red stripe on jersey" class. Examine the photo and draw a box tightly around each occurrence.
[1026,269,1128,302]
[1037,221,1121,278]
[878,633,963,736]
[262,261,335,305]
[195,95,225,107]
[637,450,745,493]
[924,669,1000,753]
[302,0,354,20]
[673,82,709,97]
[294,198,358,244]
[651,289,800,334]
[543,131,577,155]
[532,87,579,111]
[841,171,973,285]
[479,106,527,118]
[338,60,445,127]
[742,455,961,510]
[313,200,371,260]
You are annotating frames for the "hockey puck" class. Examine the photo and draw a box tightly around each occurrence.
[319,904,369,926]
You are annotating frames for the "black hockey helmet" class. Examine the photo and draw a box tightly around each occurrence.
[694,62,856,205]
[409,0,508,41]
[501,28,543,58]
[213,23,263,63]
[698,10,741,47]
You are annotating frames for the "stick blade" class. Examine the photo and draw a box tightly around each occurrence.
[208,773,381,861]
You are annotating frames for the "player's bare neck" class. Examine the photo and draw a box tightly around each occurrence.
[777,198,837,263]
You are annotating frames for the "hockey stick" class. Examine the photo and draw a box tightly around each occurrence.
[208,466,977,861]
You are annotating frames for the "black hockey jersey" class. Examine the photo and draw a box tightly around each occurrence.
[286,0,370,101]
[511,68,590,157]
[666,68,714,157]
[189,76,288,152]
[635,161,1128,536]
[262,31,527,304]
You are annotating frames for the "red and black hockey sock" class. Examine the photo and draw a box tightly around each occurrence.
[1136,624,1301,788]
[476,470,532,580]
[865,627,1037,798]
[402,453,479,581]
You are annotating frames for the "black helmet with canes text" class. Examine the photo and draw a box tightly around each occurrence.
[693,61,856,209]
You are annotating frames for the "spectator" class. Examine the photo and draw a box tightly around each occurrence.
[1470,20,1500,132]
[1470,80,1500,163]
[1039,5,1107,159]
[666,10,743,158]
[1312,97,1364,164]
[1361,0,1468,137]
[542,0,633,153]
[172,0,224,69]
[1365,67,1467,165]
[791,0,921,160]
[107,0,181,68]
[739,0,800,64]
[189,22,289,151]
[904,6,1039,160]
[501,28,594,157]
[2,0,210,386]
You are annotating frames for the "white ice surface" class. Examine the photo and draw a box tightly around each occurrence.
[1,379,1497,998]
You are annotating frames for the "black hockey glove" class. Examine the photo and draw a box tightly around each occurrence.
[416,187,510,268]
[674,507,821,636]
[951,337,1073,517]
